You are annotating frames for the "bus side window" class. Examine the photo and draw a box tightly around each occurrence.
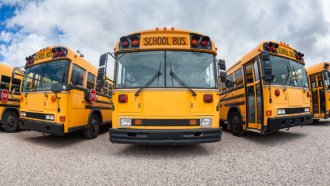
[310,75,317,88]
[71,64,86,87]
[103,82,109,94]
[317,73,323,87]
[87,72,95,89]
[0,75,11,90]
[234,68,243,87]
[108,83,113,95]
[11,78,21,92]
[228,73,234,87]
[253,60,260,81]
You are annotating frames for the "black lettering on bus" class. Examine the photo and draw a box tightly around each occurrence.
[152,37,157,45]
[144,38,148,46]
[182,37,186,45]
[178,37,182,45]
[173,37,177,45]
[162,37,166,45]
[158,37,161,45]
[166,37,170,45]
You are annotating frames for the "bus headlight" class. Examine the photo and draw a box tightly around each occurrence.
[305,107,310,112]
[200,117,212,128]
[277,109,286,115]
[21,112,26,117]
[119,117,131,128]
[45,115,54,121]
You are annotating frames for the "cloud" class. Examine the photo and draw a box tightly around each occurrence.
[0,0,329,72]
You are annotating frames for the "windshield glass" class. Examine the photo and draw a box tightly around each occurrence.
[115,51,216,89]
[263,56,308,88]
[23,60,70,92]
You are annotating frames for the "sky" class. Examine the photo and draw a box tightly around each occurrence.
[0,0,330,78]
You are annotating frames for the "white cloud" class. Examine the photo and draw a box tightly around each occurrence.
[0,0,330,70]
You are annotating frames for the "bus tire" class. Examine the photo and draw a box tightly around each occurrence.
[3,110,19,133]
[229,110,245,136]
[83,113,100,139]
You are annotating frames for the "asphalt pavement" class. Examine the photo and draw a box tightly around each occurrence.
[0,120,329,185]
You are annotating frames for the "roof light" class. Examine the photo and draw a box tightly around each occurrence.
[164,27,167,30]
[53,51,58,57]
[120,36,129,48]
[59,50,64,56]
[200,36,210,47]
[171,27,174,30]
[191,35,200,46]
[130,35,139,47]
[156,27,159,31]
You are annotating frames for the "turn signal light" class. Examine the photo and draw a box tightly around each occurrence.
[307,92,310,97]
[118,94,128,103]
[60,116,65,122]
[275,89,280,96]
[203,94,213,103]
[135,120,142,125]
[190,120,197,125]
[200,36,210,47]
[20,96,24,102]
[266,110,272,116]
[51,95,56,102]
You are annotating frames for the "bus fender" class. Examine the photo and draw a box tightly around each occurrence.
[226,106,243,131]
[87,109,103,126]
[1,107,20,124]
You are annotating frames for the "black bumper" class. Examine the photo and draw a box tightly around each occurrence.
[19,119,64,136]
[109,128,222,145]
[267,113,312,131]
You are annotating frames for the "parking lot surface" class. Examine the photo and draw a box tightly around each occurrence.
[0,120,329,185]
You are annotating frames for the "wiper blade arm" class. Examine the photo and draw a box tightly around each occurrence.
[283,66,292,91]
[169,71,197,96]
[135,61,162,96]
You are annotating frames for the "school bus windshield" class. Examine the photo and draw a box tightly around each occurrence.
[22,60,70,92]
[115,51,216,88]
[263,56,309,88]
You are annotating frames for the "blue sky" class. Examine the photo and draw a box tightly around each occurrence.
[0,0,330,73]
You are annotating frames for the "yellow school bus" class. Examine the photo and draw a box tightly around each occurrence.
[99,27,226,145]
[0,63,23,132]
[306,62,330,122]
[18,46,113,138]
[219,41,312,136]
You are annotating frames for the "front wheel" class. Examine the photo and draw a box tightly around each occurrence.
[84,113,100,139]
[3,111,19,132]
[229,110,245,136]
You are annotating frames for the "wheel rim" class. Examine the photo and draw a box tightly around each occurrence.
[6,115,16,128]
[91,118,98,133]
[232,115,240,130]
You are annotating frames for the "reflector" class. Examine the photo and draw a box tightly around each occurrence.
[275,89,280,96]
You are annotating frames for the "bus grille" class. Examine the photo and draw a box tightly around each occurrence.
[25,112,47,120]
[131,119,200,126]
[283,108,306,114]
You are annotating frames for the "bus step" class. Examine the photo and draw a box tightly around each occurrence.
[245,128,261,133]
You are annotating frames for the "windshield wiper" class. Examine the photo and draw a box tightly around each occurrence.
[169,61,197,96]
[283,66,292,91]
[135,62,162,96]
[292,66,306,92]
[41,69,48,97]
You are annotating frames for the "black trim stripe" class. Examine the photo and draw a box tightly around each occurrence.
[95,100,112,105]
[0,104,19,107]
[0,89,21,95]
[85,106,112,110]
[68,124,88,132]
[8,98,20,102]
[224,101,245,107]
[220,94,244,102]
[219,84,244,95]
[227,61,241,72]
[132,119,200,126]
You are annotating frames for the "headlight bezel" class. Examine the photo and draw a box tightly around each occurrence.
[305,107,310,112]
[119,117,131,128]
[277,109,286,115]
[200,117,212,128]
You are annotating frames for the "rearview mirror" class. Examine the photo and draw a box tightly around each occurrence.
[11,69,15,85]
[97,79,105,90]
[220,71,226,83]
[225,79,235,88]
[97,67,105,81]
[71,69,80,86]
[219,59,226,71]
[51,83,63,93]
[261,51,270,61]
[99,53,108,67]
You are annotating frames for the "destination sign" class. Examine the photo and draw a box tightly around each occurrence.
[277,47,295,58]
[142,37,188,46]
[35,51,53,61]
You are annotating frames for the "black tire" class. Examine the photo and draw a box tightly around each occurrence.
[312,119,320,123]
[229,110,245,136]
[83,113,100,139]
[3,111,19,133]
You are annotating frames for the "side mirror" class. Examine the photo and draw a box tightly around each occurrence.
[225,79,235,88]
[71,69,80,86]
[99,53,108,67]
[220,71,227,83]
[11,69,15,85]
[51,83,63,93]
[97,67,105,81]
[97,79,105,90]
[261,51,272,76]
[219,59,226,71]
[261,51,270,61]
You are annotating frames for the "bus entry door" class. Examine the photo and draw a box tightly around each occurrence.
[310,73,325,117]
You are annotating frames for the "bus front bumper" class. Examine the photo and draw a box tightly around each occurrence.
[19,119,65,136]
[109,128,222,145]
[267,113,313,130]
